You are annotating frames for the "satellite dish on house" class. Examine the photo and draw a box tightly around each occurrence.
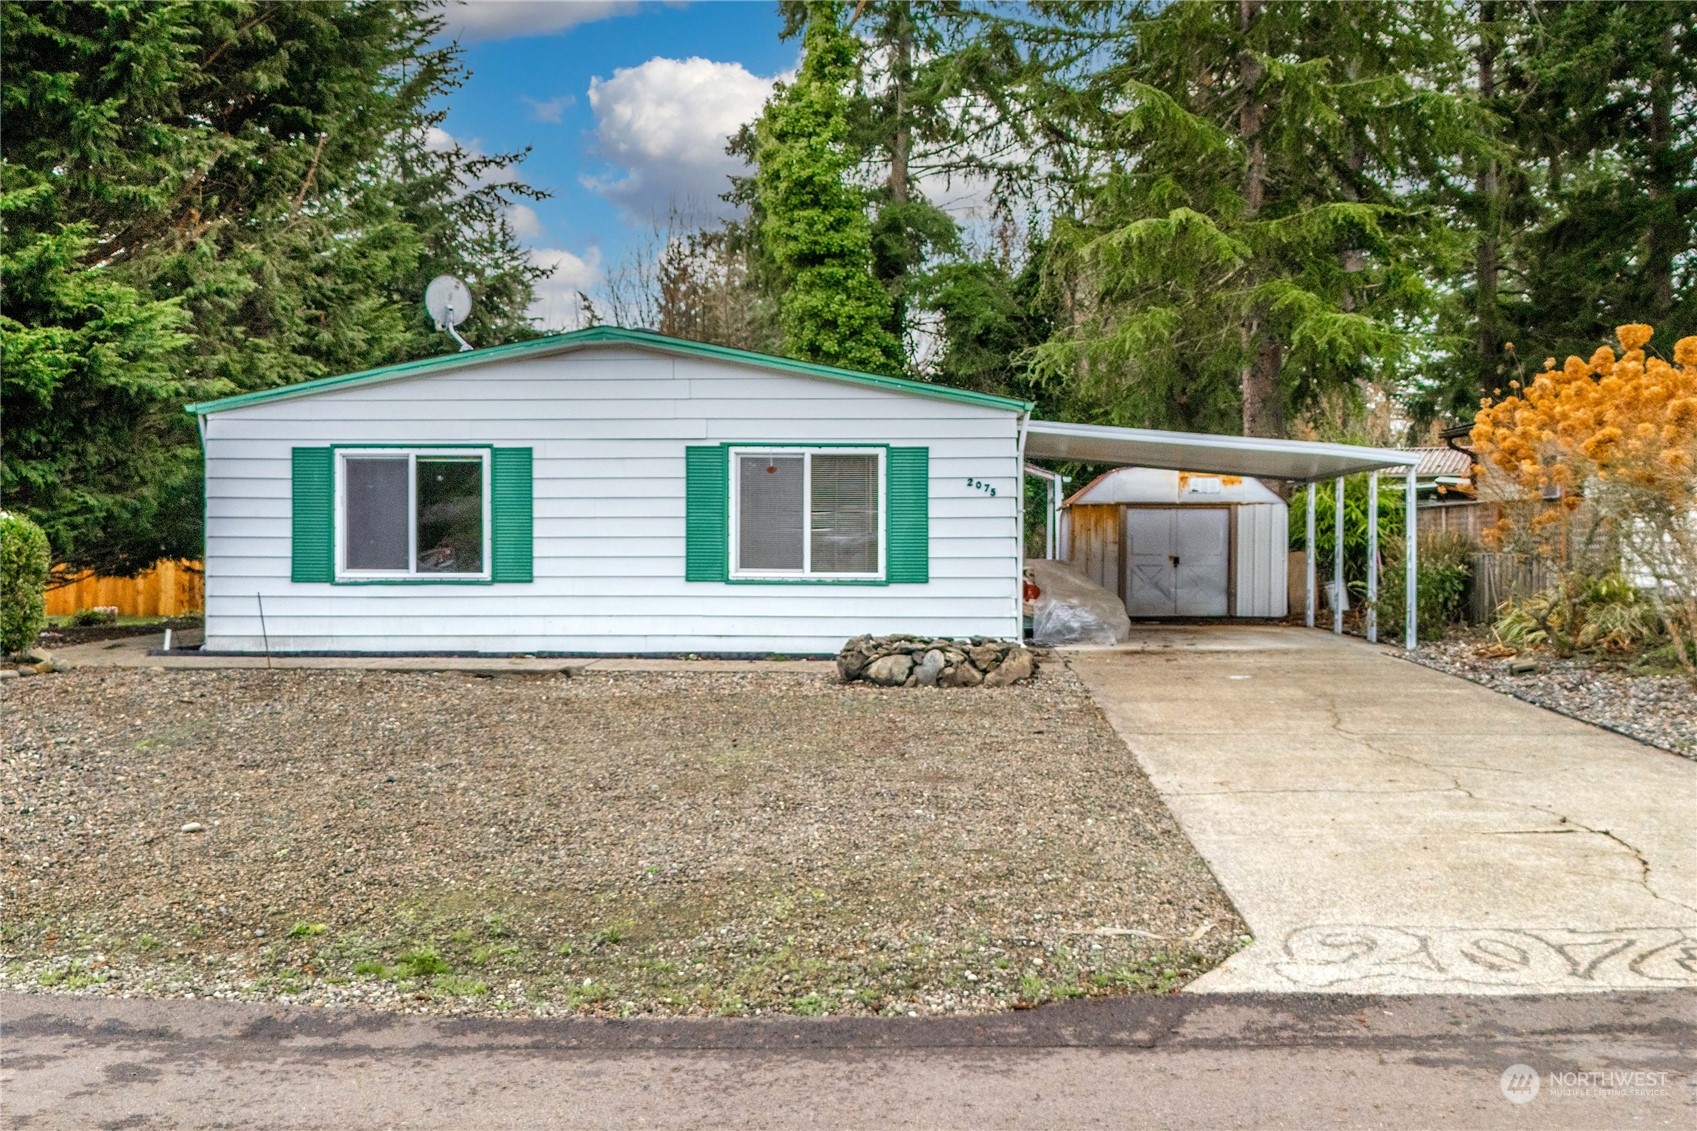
[425,275,474,352]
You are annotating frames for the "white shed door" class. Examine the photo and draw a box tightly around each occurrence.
[1174,509,1229,615]
[1123,508,1229,617]
[1124,509,1177,616]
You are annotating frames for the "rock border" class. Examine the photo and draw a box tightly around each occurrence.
[836,634,1037,688]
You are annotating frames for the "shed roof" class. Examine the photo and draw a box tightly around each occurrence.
[1064,466,1285,507]
[184,326,1035,416]
[1024,420,1413,484]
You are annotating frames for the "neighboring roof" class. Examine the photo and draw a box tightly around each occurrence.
[183,326,1034,416]
[1024,420,1412,484]
[1410,446,1476,480]
[1064,466,1284,507]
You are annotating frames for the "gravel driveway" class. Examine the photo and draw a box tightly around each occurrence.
[2,667,1243,1018]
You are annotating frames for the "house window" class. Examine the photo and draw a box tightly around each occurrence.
[338,450,489,578]
[731,448,882,578]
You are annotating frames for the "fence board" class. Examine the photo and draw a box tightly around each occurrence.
[1468,552,1552,623]
[45,560,204,618]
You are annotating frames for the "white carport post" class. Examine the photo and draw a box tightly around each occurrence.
[1404,466,1419,650]
[1332,476,1345,634]
[1366,472,1380,643]
[1304,482,1317,628]
[1022,465,1069,559]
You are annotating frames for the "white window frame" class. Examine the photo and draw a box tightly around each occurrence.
[729,446,886,580]
[335,448,492,580]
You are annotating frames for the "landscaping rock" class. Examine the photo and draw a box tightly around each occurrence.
[984,648,1035,686]
[837,635,1037,688]
[939,662,983,688]
[864,653,914,686]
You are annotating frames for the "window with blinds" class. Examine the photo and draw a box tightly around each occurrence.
[337,449,490,578]
[733,449,882,577]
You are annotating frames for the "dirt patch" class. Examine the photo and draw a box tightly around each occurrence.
[1,666,1244,1018]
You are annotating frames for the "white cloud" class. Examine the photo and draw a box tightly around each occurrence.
[423,126,459,154]
[444,1,642,43]
[506,203,545,240]
[520,94,574,123]
[583,56,782,223]
[527,246,604,331]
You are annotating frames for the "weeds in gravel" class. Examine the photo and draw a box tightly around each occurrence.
[5,668,1246,1017]
[432,975,490,998]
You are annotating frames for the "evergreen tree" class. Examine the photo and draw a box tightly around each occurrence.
[977,1,1474,437]
[1,1,544,572]
[747,1,903,375]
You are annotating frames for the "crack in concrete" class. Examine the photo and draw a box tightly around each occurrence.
[1319,692,1697,919]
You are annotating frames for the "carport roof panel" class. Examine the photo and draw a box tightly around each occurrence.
[1024,420,1413,483]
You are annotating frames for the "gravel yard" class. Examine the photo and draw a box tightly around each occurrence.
[1,666,1243,1018]
[1409,633,1695,758]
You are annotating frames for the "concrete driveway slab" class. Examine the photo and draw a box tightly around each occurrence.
[1066,625,1697,994]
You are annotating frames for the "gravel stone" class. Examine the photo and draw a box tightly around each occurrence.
[1408,632,1695,758]
[0,666,1243,1019]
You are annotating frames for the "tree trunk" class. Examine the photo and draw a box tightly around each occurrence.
[1474,1,1500,388]
[1237,0,1280,437]
[1647,25,1675,316]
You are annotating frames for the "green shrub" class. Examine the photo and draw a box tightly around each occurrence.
[1375,533,1471,643]
[1,512,51,655]
[1493,571,1664,657]
[72,606,119,626]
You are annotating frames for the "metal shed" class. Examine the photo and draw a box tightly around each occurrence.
[1060,467,1289,618]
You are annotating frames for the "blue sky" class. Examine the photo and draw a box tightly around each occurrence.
[434,2,796,329]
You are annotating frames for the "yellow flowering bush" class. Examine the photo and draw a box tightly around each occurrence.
[1472,324,1697,680]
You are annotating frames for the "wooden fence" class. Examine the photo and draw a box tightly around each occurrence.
[45,559,204,618]
[1468,552,1553,623]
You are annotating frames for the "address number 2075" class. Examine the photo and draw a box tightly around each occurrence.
[966,477,998,497]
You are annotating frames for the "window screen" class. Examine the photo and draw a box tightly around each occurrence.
[344,457,409,570]
[810,454,879,573]
[416,457,483,573]
[738,454,804,571]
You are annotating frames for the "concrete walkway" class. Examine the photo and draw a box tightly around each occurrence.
[1065,625,1697,995]
[39,634,831,674]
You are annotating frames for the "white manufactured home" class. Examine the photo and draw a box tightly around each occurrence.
[189,328,1030,655]
[188,327,1425,655]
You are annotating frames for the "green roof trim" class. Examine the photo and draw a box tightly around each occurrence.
[183,326,1034,416]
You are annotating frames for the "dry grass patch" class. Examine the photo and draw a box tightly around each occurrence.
[2,666,1244,1016]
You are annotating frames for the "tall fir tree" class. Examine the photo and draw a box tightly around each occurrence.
[746,1,903,375]
[1,1,544,572]
[970,1,1475,437]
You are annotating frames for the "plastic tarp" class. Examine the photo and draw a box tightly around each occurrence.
[1026,559,1132,646]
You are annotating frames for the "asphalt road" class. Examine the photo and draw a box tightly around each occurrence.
[5,990,1693,1129]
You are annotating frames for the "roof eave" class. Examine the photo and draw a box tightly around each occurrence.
[183,327,1033,417]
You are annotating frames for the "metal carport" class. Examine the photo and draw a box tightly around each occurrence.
[1021,420,1421,647]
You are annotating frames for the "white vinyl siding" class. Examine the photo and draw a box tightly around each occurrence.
[201,347,1022,653]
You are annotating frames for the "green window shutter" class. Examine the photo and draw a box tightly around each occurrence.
[886,446,930,583]
[291,447,334,582]
[491,447,534,583]
[685,444,729,581]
